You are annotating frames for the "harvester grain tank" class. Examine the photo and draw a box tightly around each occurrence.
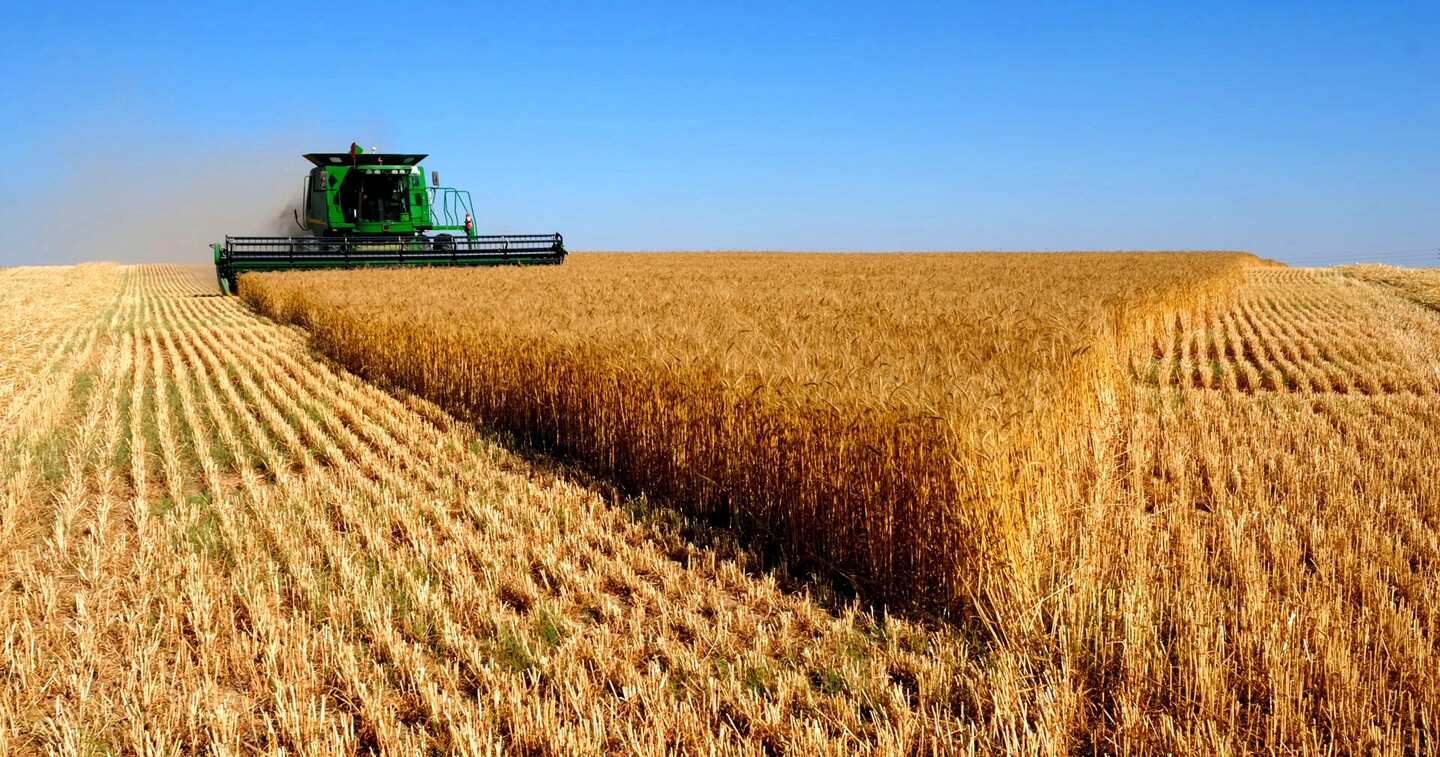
[211,147,566,294]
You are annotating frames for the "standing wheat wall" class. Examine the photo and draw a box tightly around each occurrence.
[243,252,1256,616]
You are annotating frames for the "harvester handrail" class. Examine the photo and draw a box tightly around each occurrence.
[428,187,476,229]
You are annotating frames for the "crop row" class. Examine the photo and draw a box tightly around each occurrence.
[1138,270,1440,395]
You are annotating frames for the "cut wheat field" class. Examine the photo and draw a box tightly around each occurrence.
[1,256,1437,754]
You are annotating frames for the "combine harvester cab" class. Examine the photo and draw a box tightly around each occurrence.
[212,148,565,294]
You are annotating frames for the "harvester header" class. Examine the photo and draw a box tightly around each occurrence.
[211,148,565,294]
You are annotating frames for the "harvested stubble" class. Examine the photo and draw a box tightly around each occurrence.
[1337,263,1440,313]
[243,252,1257,620]
[1098,267,1440,751]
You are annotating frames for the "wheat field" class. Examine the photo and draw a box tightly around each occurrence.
[1,258,1437,753]
[243,252,1258,621]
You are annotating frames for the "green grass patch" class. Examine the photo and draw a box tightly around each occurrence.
[535,608,563,648]
[72,368,96,406]
[302,401,327,429]
[140,385,163,477]
[163,378,206,476]
[496,627,535,673]
[28,367,103,486]
[188,375,236,471]
[810,666,847,696]
[742,664,774,695]
[112,380,133,471]
[150,496,175,518]
[185,492,233,567]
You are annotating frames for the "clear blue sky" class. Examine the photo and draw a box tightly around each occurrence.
[0,1,1435,266]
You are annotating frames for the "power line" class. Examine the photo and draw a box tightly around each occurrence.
[1357,249,1439,267]
[1284,248,1439,267]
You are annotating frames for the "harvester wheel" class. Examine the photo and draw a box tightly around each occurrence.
[433,234,455,253]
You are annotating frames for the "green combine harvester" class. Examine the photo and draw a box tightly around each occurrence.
[211,146,565,294]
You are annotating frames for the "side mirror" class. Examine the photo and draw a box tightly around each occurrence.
[431,170,440,187]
